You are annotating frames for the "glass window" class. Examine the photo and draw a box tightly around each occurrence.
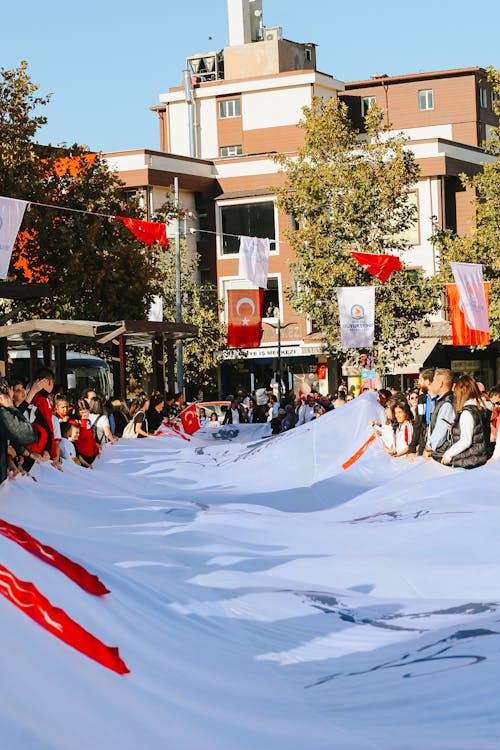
[220,201,276,255]
[219,145,243,157]
[218,99,241,118]
[361,96,376,116]
[263,278,280,318]
[479,88,489,109]
[419,89,434,111]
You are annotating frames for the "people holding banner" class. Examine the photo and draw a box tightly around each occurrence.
[407,368,435,461]
[0,378,37,481]
[390,401,414,458]
[441,376,491,469]
[422,369,455,463]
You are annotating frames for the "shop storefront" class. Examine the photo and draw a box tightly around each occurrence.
[220,344,332,398]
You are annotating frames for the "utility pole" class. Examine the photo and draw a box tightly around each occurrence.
[263,318,293,400]
[174,177,184,394]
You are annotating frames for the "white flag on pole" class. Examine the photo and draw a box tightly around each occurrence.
[238,236,270,289]
[450,262,489,333]
[148,295,163,322]
[337,286,375,348]
[0,197,28,279]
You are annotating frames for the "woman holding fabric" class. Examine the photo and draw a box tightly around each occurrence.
[441,376,490,469]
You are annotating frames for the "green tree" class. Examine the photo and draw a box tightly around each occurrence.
[1,61,159,322]
[433,67,500,340]
[275,97,436,367]
[156,236,227,397]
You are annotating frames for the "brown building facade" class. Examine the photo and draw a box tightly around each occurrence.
[105,1,499,395]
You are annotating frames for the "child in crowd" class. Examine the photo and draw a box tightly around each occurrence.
[369,401,396,453]
[59,422,85,464]
[208,412,220,427]
[74,399,100,465]
[54,394,73,421]
[391,401,414,458]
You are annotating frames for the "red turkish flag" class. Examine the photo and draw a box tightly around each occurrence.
[0,565,129,674]
[115,216,169,247]
[179,403,201,435]
[351,252,403,282]
[447,283,490,346]
[227,289,264,348]
[0,519,109,596]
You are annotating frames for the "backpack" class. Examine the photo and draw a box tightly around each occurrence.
[122,411,144,439]
[91,415,108,445]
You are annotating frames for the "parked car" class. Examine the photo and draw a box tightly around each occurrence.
[195,401,230,424]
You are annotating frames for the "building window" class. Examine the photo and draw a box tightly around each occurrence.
[219,145,243,157]
[361,96,376,116]
[220,201,276,255]
[418,89,434,111]
[218,99,241,118]
[479,87,489,109]
[263,278,280,319]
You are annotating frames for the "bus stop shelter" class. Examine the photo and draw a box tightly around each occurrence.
[0,318,198,398]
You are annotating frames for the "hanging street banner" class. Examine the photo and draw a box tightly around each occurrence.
[450,262,489,333]
[337,286,375,348]
[238,236,270,289]
[351,251,402,282]
[115,216,169,247]
[227,289,264,348]
[447,282,490,346]
[0,197,28,279]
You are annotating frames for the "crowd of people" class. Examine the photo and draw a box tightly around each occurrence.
[0,365,498,483]
[0,367,194,482]
[219,381,353,434]
[369,368,500,469]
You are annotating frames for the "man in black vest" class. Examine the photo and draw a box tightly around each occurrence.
[423,368,455,462]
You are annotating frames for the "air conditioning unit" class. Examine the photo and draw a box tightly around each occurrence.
[265,26,282,42]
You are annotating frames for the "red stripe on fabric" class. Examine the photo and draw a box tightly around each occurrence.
[0,565,129,674]
[0,520,109,596]
[342,433,377,470]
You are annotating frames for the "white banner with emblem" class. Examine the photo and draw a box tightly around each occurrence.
[336,286,375,348]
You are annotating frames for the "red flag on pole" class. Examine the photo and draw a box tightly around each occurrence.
[227,289,264,348]
[115,216,168,247]
[0,519,109,596]
[0,565,129,674]
[446,283,490,346]
[351,252,402,282]
[179,403,201,435]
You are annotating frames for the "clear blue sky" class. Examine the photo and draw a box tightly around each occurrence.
[3,0,499,154]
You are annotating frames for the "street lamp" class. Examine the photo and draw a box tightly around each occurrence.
[263,318,294,400]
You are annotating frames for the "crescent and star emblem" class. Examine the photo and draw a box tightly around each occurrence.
[235,297,256,326]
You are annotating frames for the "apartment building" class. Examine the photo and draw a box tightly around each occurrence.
[105,0,499,395]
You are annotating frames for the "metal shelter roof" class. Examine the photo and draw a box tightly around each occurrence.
[0,319,198,349]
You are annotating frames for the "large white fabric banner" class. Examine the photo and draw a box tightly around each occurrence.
[450,261,489,332]
[238,236,270,289]
[0,197,28,279]
[337,286,375,347]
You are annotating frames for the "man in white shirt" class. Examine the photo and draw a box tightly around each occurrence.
[297,394,316,425]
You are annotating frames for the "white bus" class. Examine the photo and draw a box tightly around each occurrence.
[8,351,112,399]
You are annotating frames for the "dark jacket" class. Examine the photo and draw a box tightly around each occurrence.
[429,391,454,461]
[0,406,38,483]
[408,392,428,455]
[451,405,490,469]
[223,405,246,425]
